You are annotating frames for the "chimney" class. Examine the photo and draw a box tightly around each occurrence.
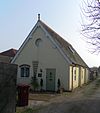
[38,14,40,20]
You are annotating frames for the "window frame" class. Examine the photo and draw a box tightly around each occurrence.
[35,38,42,47]
[20,64,30,77]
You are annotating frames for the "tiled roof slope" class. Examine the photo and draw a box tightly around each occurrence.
[0,48,17,57]
[40,20,88,67]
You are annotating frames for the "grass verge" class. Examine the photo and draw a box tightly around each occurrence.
[16,106,44,113]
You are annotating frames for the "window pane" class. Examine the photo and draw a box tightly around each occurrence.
[20,65,30,77]
[21,67,24,77]
[74,75,76,80]
[25,67,30,77]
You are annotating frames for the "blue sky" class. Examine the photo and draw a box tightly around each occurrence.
[0,0,100,67]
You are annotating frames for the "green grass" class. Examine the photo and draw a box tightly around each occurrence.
[16,107,43,113]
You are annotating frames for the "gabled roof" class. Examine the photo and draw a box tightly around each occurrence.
[0,48,17,57]
[12,19,88,68]
[40,20,88,67]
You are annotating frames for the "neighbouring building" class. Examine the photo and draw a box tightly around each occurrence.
[0,48,17,63]
[98,66,100,76]
[11,15,89,91]
[90,67,99,80]
[0,54,11,63]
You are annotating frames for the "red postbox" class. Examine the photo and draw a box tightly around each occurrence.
[17,84,30,106]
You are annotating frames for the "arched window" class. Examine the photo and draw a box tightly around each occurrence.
[20,64,30,77]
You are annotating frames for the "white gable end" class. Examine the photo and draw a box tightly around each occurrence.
[14,25,69,65]
[12,21,71,64]
[13,23,70,90]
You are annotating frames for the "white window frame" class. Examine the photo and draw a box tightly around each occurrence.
[20,64,30,77]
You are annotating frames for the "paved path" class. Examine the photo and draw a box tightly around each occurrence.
[37,77,100,113]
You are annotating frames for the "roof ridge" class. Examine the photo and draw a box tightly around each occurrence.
[39,20,70,45]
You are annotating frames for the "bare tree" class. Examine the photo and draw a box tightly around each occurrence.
[81,0,100,54]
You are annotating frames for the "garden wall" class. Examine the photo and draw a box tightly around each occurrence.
[0,62,17,113]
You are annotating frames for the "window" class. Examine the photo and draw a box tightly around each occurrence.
[74,69,76,75]
[81,68,84,79]
[74,69,76,81]
[20,65,30,77]
[68,46,75,53]
[82,69,84,79]
[35,38,42,47]
[74,75,76,80]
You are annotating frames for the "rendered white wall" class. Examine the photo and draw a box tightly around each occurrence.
[14,26,70,91]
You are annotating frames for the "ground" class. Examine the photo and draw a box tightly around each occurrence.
[16,77,100,113]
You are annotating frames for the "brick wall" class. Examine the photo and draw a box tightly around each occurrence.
[0,62,17,113]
